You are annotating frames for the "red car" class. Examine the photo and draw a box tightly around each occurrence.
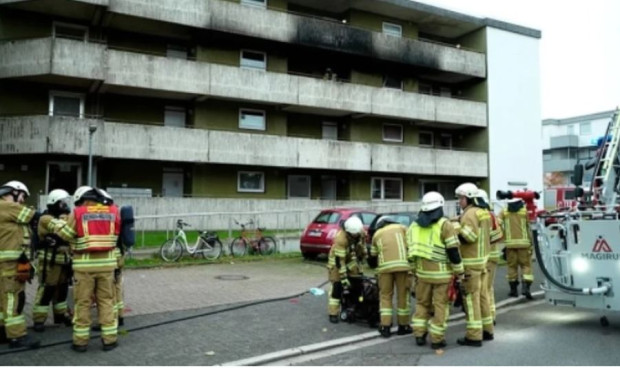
[300,208,377,260]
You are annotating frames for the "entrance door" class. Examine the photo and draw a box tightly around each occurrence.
[47,162,81,194]
[162,171,183,197]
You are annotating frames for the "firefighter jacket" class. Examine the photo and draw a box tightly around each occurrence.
[456,205,491,271]
[0,199,35,266]
[370,223,409,274]
[406,218,464,284]
[488,211,503,263]
[499,207,532,249]
[51,203,120,273]
[327,229,367,282]
[37,214,71,266]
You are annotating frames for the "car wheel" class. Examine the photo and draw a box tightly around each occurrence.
[302,252,318,260]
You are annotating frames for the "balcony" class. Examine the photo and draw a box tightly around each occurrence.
[549,135,579,149]
[543,158,577,173]
[0,37,488,127]
[107,0,486,78]
[0,116,488,177]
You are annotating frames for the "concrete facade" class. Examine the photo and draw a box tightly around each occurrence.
[0,0,540,216]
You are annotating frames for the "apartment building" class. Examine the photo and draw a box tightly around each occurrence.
[542,110,616,187]
[0,0,542,213]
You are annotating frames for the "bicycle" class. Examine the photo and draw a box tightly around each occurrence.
[229,219,276,257]
[160,219,223,262]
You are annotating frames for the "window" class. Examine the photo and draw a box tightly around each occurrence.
[313,211,341,224]
[371,177,402,200]
[166,44,187,59]
[288,175,311,198]
[543,153,552,161]
[421,181,456,199]
[438,134,452,149]
[382,22,402,37]
[322,122,338,140]
[567,124,575,135]
[383,124,403,143]
[419,131,434,147]
[239,109,266,130]
[439,87,452,97]
[164,106,186,128]
[238,171,265,193]
[241,0,266,8]
[383,75,403,90]
[49,91,84,118]
[53,22,88,41]
[240,50,266,70]
[580,122,591,135]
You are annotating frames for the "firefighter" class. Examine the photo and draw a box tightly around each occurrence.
[407,192,464,349]
[326,216,367,323]
[368,216,411,338]
[475,189,503,327]
[499,197,534,299]
[50,186,121,352]
[453,182,493,347]
[32,189,73,332]
[0,181,40,349]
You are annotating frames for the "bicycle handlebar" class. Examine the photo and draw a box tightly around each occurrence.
[177,219,190,228]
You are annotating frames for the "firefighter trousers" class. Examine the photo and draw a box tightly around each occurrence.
[0,262,27,339]
[33,263,70,324]
[412,280,450,344]
[377,271,410,327]
[506,248,533,283]
[461,268,482,341]
[480,268,494,335]
[114,269,124,319]
[486,260,498,320]
[73,270,117,347]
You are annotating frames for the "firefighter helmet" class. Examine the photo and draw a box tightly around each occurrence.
[73,186,96,204]
[46,189,70,206]
[421,191,445,212]
[0,180,30,197]
[344,216,364,235]
[455,183,478,198]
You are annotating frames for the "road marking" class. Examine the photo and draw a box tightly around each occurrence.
[219,291,545,366]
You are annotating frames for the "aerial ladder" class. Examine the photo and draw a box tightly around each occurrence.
[534,107,620,327]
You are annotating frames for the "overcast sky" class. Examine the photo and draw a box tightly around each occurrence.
[415,0,620,120]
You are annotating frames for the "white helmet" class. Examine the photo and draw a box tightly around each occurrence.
[73,185,94,204]
[47,189,70,206]
[421,191,445,212]
[476,189,489,203]
[1,180,30,197]
[344,216,364,235]
[99,189,113,204]
[455,182,478,198]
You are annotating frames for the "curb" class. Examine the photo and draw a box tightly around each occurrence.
[219,290,545,366]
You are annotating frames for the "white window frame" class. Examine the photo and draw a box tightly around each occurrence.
[240,49,267,71]
[48,91,85,118]
[382,22,402,38]
[382,123,403,143]
[419,131,434,147]
[238,171,265,193]
[371,177,403,201]
[53,21,88,41]
[239,108,266,131]
[241,0,266,9]
[287,175,311,199]
[438,133,452,149]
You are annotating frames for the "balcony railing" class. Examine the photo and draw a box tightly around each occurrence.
[0,115,488,177]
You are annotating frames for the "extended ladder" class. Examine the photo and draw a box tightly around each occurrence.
[591,108,620,210]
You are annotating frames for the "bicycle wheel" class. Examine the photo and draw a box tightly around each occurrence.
[160,239,183,262]
[257,236,276,255]
[199,237,223,260]
[230,237,247,257]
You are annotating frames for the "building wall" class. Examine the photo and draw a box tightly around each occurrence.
[486,27,542,203]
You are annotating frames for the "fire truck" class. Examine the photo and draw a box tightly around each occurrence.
[534,108,620,326]
[543,186,578,210]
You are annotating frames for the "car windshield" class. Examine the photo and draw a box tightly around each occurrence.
[358,212,377,225]
[314,211,341,224]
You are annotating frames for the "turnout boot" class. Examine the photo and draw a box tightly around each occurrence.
[397,325,413,335]
[379,326,392,338]
[329,315,339,324]
[9,335,40,349]
[431,340,447,350]
[508,281,519,297]
[522,281,533,300]
[483,331,494,341]
[0,327,8,344]
[71,344,88,353]
[456,337,482,347]
[33,322,45,333]
[54,314,72,327]
[102,340,118,352]
[415,333,427,346]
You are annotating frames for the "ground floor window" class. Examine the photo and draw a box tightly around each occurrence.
[238,171,265,193]
[371,177,402,200]
[288,175,311,198]
[420,181,456,199]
